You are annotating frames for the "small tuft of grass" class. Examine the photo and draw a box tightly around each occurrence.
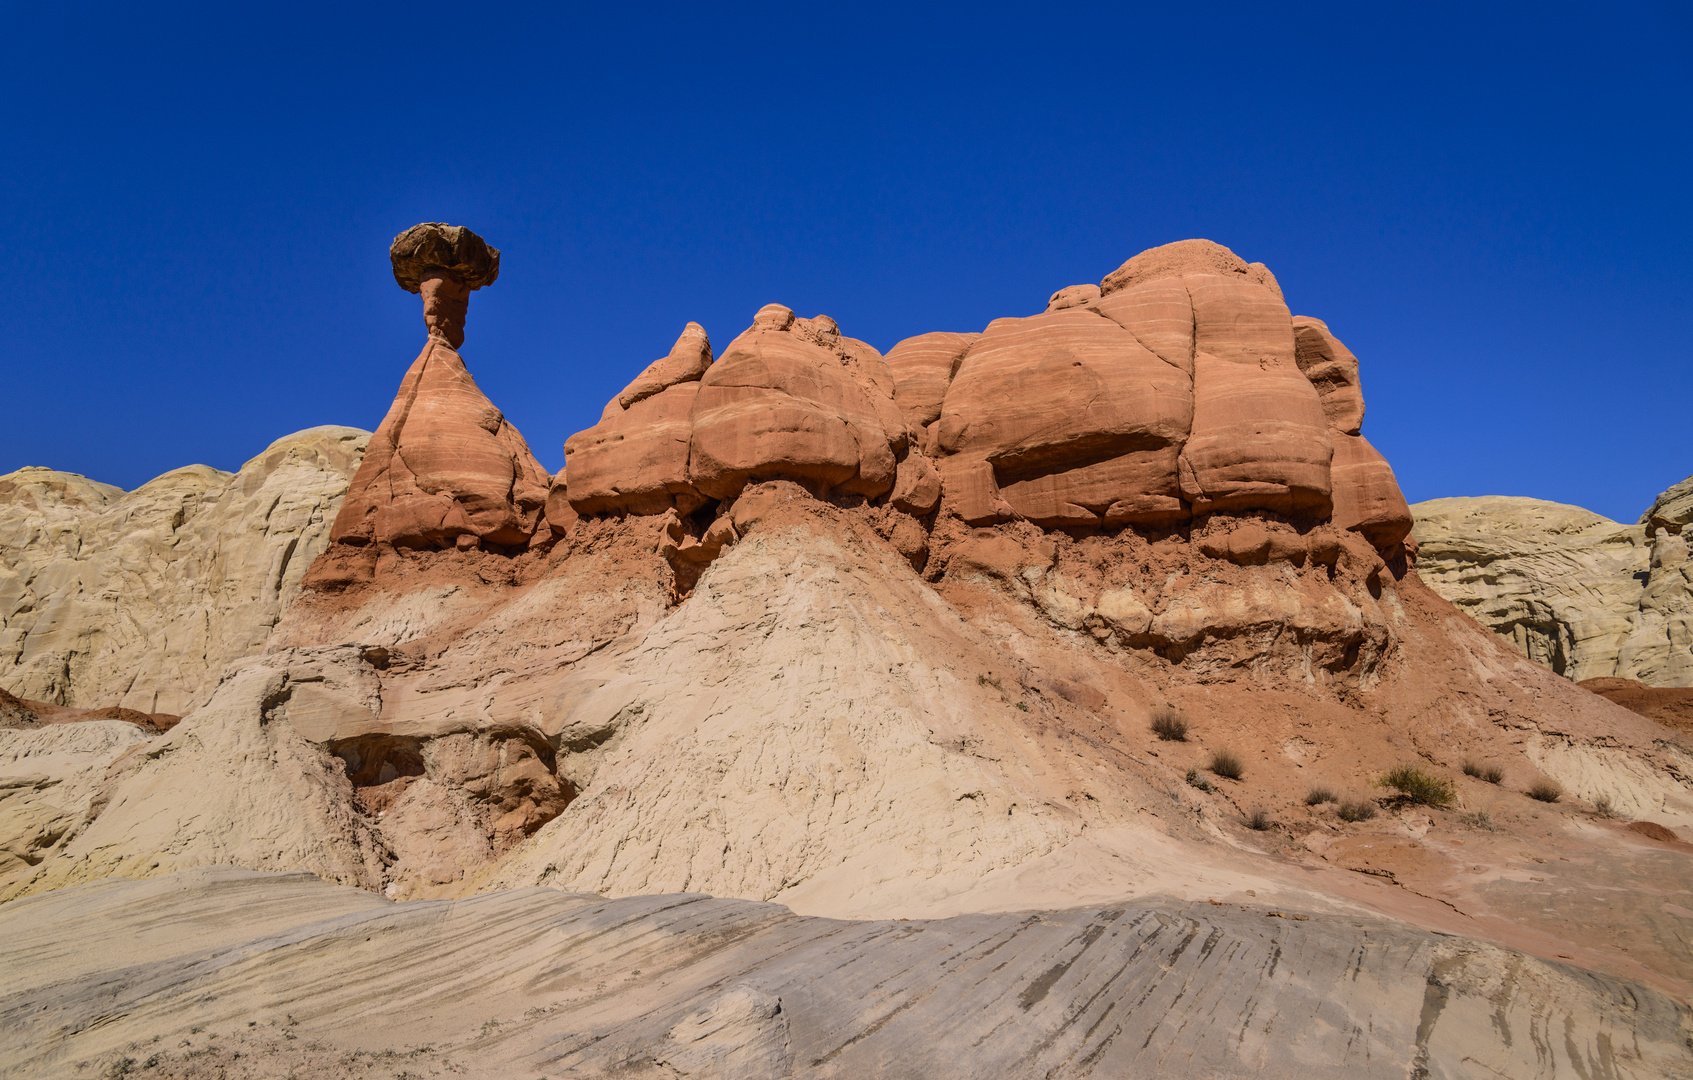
[977,673,1003,690]
[1246,808,1273,831]
[1013,701,1029,712]
[1305,786,1338,806]
[1380,765,1456,808]
[1461,810,1497,831]
[1185,768,1213,793]
[1337,799,1378,822]
[1463,760,1505,785]
[1337,799,1378,823]
[1594,795,1615,818]
[1526,779,1563,803]
[1209,750,1244,781]
[1150,704,1188,742]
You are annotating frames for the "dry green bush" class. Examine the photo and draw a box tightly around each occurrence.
[1463,760,1504,784]
[1337,800,1378,823]
[1209,750,1244,781]
[1527,780,1563,803]
[1150,705,1188,742]
[1381,765,1455,808]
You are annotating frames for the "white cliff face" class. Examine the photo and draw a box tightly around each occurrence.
[0,426,369,712]
[1412,483,1693,686]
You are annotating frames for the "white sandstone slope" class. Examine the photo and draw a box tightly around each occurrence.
[2,665,388,900]
[483,513,1127,913]
[0,426,369,712]
[1413,486,1692,686]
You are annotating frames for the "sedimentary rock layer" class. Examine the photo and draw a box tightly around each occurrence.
[0,427,367,712]
[2,867,1686,1080]
[1413,486,1692,686]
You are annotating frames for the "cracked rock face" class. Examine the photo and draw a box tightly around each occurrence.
[1414,484,1693,686]
[0,427,368,713]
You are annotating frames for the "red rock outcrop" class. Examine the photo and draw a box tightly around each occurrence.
[563,324,712,516]
[935,308,1191,527]
[1290,317,1412,549]
[686,305,907,501]
[883,331,977,431]
[308,224,549,587]
[555,239,1410,569]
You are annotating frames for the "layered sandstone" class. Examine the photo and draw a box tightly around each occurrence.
[0,427,368,712]
[560,239,1410,567]
[5,866,1687,1080]
[310,223,552,584]
[1413,484,1692,686]
[5,235,1692,1077]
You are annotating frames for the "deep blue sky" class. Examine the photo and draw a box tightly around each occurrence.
[5,2,1689,522]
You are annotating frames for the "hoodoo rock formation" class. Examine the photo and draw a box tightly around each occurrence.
[5,234,1692,1079]
[307,224,552,587]
[556,239,1412,575]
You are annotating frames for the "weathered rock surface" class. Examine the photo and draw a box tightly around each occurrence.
[3,867,1687,1080]
[555,240,1410,565]
[883,330,977,429]
[5,234,1690,1078]
[936,308,1192,527]
[564,324,711,515]
[1413,486,1692,686]
[0,427,368,712]
[324,340,551,551]
[686,305,906,501]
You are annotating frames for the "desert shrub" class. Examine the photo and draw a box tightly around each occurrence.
[1594,795,1615,818]
[1380,765,1455,808]
[1527,780,1563,803]
[1337,799,1378,823]
[1246,808,1273,831]
[1461,810,1497,831]
[1463,760,1505,785]
[1209,751,1244,781]
[1185,768,1213,793]
[1305,786,1337,806]
[1150,705,1188,742]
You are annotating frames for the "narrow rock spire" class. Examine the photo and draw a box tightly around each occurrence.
[389,223,501,349]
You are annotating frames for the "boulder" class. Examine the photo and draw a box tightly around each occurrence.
[884,331,977,430]
[935,308,1192,527]
[687,305,904,501]
[1330,434,1411,550]
[1292,317,1365,435]
[564,324,713,516]
[1044,283,1100,312]
[328,340,551,548]
[389,223,500,350]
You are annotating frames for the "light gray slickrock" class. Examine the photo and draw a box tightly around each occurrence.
[0,867,1686,1080]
